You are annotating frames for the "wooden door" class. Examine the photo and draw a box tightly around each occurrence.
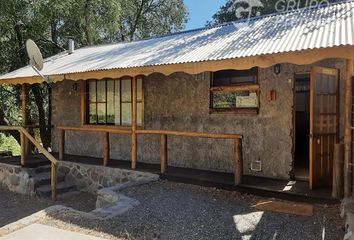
[309,67,339,190]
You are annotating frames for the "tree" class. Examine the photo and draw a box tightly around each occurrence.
[119,0,187,41]
[0,0,188,150]
[210,0,344,25]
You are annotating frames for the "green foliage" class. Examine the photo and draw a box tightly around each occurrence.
[210,0,345,25]
[0,0,188,148]
[0,134,20,156]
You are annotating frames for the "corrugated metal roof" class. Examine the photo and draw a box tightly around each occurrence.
[1,0,354,80]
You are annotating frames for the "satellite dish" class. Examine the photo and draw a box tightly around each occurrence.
[26,39,45,79]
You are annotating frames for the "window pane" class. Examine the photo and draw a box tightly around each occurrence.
[137,78,143,101]
[97,103,106,124]
[89,103,97,124]
[213,68,257,86]
[89,81,96,102]
[114,80,121,125]
[97,81,106,102]
[235,91,258,108]
[122,103,131,125]
[213,92,236,108]
[137,102,142,126]
[212,90,258,109]
[121,79,131,102]
[107,80,115,124]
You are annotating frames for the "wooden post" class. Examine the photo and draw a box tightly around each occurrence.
[234,138,243,186]
[21,84,27,125]
[51,162,57,201]
[21,84,30,155]
[131,76,137,169]
[160,134,167,174]
[103,132,110,166]
[59,129,65,160]
[20,131,26,166]
[333,143,344,199]
[344,59,353,197]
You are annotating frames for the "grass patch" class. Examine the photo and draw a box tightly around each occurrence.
[0,133,20,156]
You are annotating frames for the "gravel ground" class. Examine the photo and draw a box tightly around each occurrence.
[0,187,96,227]
[38,181,344,240]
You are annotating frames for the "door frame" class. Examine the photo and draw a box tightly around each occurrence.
[292,72,311,181]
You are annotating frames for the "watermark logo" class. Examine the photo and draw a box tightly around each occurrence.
[275,0,330,13]
[232,0,264,28]
[231,0,330,29]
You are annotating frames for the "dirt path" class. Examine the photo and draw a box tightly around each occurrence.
[0,187,95,227]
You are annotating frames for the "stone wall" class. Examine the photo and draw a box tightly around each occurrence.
[51,59,346,180]
[57,161,159,194]
[0,163,35,196]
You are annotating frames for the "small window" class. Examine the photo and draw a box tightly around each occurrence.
[86,78,143,126]
[210,68,259,114]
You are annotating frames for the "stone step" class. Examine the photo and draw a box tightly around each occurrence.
[32,172,66,188]
[36,182,77,198]
[33,165,51,174]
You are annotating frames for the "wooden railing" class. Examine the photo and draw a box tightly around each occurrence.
[0,126,58,200]
[58,127,243,185]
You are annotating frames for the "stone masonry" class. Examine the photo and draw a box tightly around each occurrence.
[57,161,159,194]
[51,59,346,180]
[0,163,35,196]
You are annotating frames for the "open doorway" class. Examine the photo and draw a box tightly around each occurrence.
[294,73,310,181]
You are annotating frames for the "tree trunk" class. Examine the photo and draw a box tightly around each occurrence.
[83,0,93,45]
[31,84,51,149]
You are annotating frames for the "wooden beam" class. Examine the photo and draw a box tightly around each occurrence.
[20,131,26,166]
[51,162,57,201]
[160,134,167,174]
[19,127,58,165]
[210,84,260,92]
[2,46,354,85]
[58,126,132,134]
[131,76,137,169]
[135,129,242,139]
[21,84,30,155]
[344,59,353,197]
[234,138,243,186]
[80,80,86,126]
[59,129,65,160]
[21,84,27,125]
[103,132,110,166]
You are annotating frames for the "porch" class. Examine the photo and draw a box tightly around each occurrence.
[0,153,334,203]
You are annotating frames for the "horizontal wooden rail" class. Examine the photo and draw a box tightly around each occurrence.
[58,126,132,135]
[57,126,244,186]
[135,129,242,139]
[0,125,58,200]
[136,129,243,185]
[24,125,54,129]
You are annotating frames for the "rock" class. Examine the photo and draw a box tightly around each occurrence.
[9,174,20,186]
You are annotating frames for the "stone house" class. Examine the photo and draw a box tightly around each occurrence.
[1,1,354,197]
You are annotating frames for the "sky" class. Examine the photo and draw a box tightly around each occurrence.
[184,0,226,30]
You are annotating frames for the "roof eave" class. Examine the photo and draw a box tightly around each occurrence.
[1,45,354,85]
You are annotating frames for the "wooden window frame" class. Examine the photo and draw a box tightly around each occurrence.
[80,78,144,129]
[209,69,260,114]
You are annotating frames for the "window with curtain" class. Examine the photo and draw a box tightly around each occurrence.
[86,78,143,126]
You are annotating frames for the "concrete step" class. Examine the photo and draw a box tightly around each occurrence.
[32,172,66,188]
[36,182,77,198]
